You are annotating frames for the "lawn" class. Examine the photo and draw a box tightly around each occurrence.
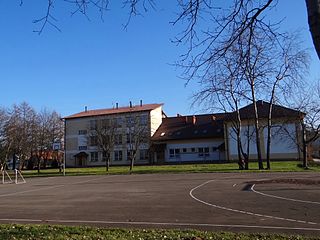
[0,224,317,240]
[21,161,320,178]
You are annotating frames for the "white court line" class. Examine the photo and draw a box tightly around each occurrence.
[251,184,320,205]
[0,175,116,198]
[189,180,318,226]
[0,185,64,198]
[0,218,320,232]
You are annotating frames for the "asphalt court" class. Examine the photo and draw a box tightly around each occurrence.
[0,172,319,236]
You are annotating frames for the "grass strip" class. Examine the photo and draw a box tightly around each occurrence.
[0,224,317,240]
[20,161,320,178]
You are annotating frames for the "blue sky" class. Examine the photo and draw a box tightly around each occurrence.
[0,1,319,117]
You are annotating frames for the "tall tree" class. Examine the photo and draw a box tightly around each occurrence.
[288,81,320,168]
[127,114,149,173]
[89,117,117,171]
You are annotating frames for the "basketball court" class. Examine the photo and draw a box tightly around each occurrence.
[0,172,319,236]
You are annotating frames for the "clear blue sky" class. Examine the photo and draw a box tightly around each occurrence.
[0,1,319,117]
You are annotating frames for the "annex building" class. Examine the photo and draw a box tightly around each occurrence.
[64,101,303,167]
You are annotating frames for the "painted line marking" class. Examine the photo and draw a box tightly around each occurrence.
[0,175,116,198]
[0,218,320,231]
[189,180,318,225]
[251,184,320,205]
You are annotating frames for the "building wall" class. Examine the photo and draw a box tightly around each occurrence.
[150,106,163,137]
[164,139,225,163]
[225,118,301,161]
[65,108,163,167]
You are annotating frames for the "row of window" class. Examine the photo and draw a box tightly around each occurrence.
[87,115,148,131]
[88,133,148,147]
[169,147,216,158]
[89,149,149,162]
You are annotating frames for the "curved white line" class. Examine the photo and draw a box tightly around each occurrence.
[0,218,320,232]
[251,184,320,205]
[189,180,318,225]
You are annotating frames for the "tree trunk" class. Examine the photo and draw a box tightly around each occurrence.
[302,124,308,168]
[266,101,274,170]
[251,96,263,169]
[106,158,110,172]
[130,157,134,173]
[12,153,16,170]
[306,0,320,60]
[266,120,271,170]
[237,130,244,170]
[37,156,41,174]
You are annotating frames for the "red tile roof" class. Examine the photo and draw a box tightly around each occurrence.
[152,113,227,142]
[64,103,163,119]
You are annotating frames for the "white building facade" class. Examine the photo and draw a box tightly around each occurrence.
[64,103,163,167]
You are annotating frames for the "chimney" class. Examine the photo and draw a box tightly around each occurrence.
[130,101,132,108]
[177,113,181,117]
[84,106,88,112]
[140,100,143,107]
[116,103,118,109]
[192,115,196,125]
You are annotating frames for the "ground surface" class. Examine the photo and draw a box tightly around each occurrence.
[0,172,319,236]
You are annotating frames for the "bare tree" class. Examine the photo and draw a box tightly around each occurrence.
[262,35,309,169]
[192,42,250,169]
[0,103,63,172]
[0,107,10,170]
[16,1,320,59]
[126,114,149,173]
[288,81,320,168]
[89,117,117,171]
[4,102,38,170]
[33,109,63,173]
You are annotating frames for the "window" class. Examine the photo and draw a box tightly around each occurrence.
[191,148,195,153]
[126,133,131,143]
[90,136,98,146]
[140,149,149,160]
[90,120,97,130]
[198,148,204,157]
[115,134,122,145]
[114,150,123,161]
[101,119,110,128]
[115,117,123,127]
[169,148,180,158]
[169,149,174,158]
[90,152,98,162]
[126,150,135,161]
[175,149,180,155]
[139,115,148,125]
[79,146,87,151]
[204,147,210,156]
[79,130,87,135]
[102,151,109,162]
[182,148,187,153]
[126,116,134,126]
[198,147,210,157]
